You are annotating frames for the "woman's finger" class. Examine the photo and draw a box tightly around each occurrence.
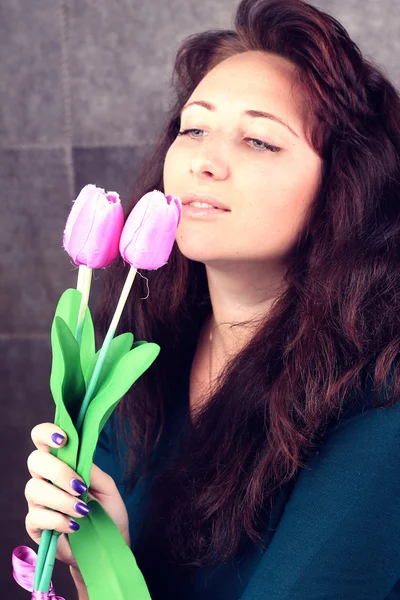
[88,463,118,497]
[26,450,87,497]
[25,507,81,543]
[24,478,90,519]
[31,423,68,452]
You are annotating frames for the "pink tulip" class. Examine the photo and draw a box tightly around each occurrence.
[63,184,124,268]
[119,190,181,269]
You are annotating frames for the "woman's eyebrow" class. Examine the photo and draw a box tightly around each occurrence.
[180,100,299,138]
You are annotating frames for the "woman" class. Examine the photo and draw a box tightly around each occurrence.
[24,0,400,598]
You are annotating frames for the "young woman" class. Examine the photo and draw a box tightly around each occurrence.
[24,0,400,598]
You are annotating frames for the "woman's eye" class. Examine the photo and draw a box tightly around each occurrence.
[247,138,281,153]
[177,128,205,138]
[176,129,281,153]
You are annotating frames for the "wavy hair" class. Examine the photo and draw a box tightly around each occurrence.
[95,0,400,567]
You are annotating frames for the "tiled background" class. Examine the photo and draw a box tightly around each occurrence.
[1,1,398,597]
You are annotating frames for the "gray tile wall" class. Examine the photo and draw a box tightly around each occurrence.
[1,1,398,597]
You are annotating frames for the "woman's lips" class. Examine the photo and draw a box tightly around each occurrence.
[182,204,231,218]
[182,194,231,211]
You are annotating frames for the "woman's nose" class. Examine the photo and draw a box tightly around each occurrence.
[189,147,229,180]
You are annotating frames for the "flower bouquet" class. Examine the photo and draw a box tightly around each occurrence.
[12,184,182,599]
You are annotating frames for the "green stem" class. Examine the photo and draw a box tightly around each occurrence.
[75,265,137,434]
[34,265,93,593]
[33,529,51,589]
[37,530,59,592]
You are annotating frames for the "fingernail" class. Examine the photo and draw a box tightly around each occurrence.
[69,520,80,531]
[74,501,90,516]
[71,478,87,495]
[51,432,65,446]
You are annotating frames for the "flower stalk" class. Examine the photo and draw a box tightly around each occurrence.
[75,265,93,346]
[37,265,137,592]
[37,533,58,593]
[75,265,137,433]
[35,264,94,593]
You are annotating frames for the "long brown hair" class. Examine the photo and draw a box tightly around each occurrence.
[95,0,400,568]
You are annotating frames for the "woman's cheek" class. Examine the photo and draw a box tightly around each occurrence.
[163,147,175,190]
[164,145,183,190]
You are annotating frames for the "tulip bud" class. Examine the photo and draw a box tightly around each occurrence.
[63,184,124,268]
[119,190,181,270]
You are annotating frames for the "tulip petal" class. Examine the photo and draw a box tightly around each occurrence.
[166,193,182,225]
[119,190,181,270]
[64,185,124,269]
[63,184,98,250]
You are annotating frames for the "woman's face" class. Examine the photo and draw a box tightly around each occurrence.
[163,50,323,268]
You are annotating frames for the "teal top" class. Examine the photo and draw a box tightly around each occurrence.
[93,358,400,599]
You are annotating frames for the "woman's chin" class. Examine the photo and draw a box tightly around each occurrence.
[177,248,212,263]
[174,241,209,261]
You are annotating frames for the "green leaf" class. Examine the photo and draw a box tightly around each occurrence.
[83,332,134,393]
[52,288,81,329]
[49,317,85,471]
[49,287,93,337]
[55,317,86,423]
[68,499,152,599]
[49,288,95,424]
[77,342,160,485]
[49,313,65,428]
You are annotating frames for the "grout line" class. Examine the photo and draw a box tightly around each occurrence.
[0,143,68,151]
[58,0,75,199]
[0,334,50,341]
[0,142,154,151]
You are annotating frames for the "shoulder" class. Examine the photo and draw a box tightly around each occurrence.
[294,375,400,501]
[241,394,400,600]
[319,360,400,458]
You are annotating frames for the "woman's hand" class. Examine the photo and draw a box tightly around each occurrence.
[25,422,130,573]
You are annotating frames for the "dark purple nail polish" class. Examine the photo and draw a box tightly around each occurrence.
[74,501,90,516]
[69,520,80,531]
[51,432,65,446]
[71,478,87,495]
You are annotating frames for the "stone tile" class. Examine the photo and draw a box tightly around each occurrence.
[66,0,233,146]
[0,338,75,598]
[0,149,77,334]
[73,145,153,206]
[0,0,66,146]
